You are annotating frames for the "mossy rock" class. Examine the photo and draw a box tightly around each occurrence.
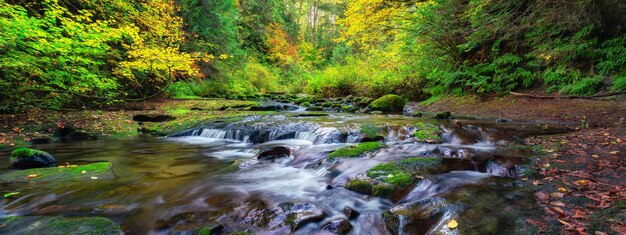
[0,162,114,183]
[300,102,311,107]
[398,157,442,174]
[366,163,414,188]
[305,106,324,111]
[372,183,396,197]
[414,122,442,143]
[0,216,121,235]
[360,125,385,141]
[327,142,385,158]
[434,111,451,119]
[345,179,373,194]
[368,94,407,112]
[10,148,57,169]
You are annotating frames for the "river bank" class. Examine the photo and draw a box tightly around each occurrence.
[412,94,626,234]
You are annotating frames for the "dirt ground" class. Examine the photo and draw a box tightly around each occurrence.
[413,95,626,235]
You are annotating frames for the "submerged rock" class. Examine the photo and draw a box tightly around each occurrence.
[0,216,122,235]
[231,201,325,232]
[9,148,56,169]
[321,218,352,234]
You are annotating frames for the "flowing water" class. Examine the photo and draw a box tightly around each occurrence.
[0,112,570,234]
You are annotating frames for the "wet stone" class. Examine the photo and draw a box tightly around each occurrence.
[321,218,353,234]
[257,146,292,161]
[343,206,360,219]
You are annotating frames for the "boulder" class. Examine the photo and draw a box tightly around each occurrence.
[9,148,56,169]
[368,94,407,113]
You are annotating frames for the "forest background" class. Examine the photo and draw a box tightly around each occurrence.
[1,0,625,112]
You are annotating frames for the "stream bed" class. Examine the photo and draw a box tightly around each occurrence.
[0,112,570,234]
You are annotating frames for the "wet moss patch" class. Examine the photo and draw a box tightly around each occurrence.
[328,142,385,158]
[398,157,442,174]
[367,163,413,188]
[345,179,373,194]
[0,162,113,183]
[0,216,121,235]
[414,122,442,143]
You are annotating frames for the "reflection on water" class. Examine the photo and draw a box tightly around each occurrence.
[0,113,569,234]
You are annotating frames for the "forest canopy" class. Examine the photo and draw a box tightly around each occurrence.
[1,0,625,112]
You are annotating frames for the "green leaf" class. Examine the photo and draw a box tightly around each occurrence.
[3,192,20,198]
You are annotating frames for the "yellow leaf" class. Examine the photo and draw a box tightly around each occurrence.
[448,219,458,229]
[558,187,567,192]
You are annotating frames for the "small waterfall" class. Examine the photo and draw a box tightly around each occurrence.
[295,131,319,142]
[485,160,520,177]
[268,130,278,140]
[193,128,249,142]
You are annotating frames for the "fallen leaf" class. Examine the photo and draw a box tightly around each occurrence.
[550,192,565,198]
[574,180,590,187]
[609,151,619,155]
[90,176,98,180]
[3,192,19,198]
[550,201,566,207]
[543,163,551,168]
[571,209,586,219]
[81,170,86,174]
[557,219,572,226]
[448,219,458,229]
[591,154,599,158]
[27,174,38,179]
[558,187,567,192]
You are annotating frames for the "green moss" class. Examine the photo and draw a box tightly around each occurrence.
[305,106,324,111]
[322,102,333,107]
[49,217,121,235]
[0,162,113,183]
[414,122,442,143]
[3,216,20,223]
[367,163,414,188]
[300,102,311,107]
[360,125,383,138]
[327,142,385,158]
[345,179,373,194]
[434,111,451,119]
[372,183,396,197]
[9,148,42,162]
[368,94,407,112]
